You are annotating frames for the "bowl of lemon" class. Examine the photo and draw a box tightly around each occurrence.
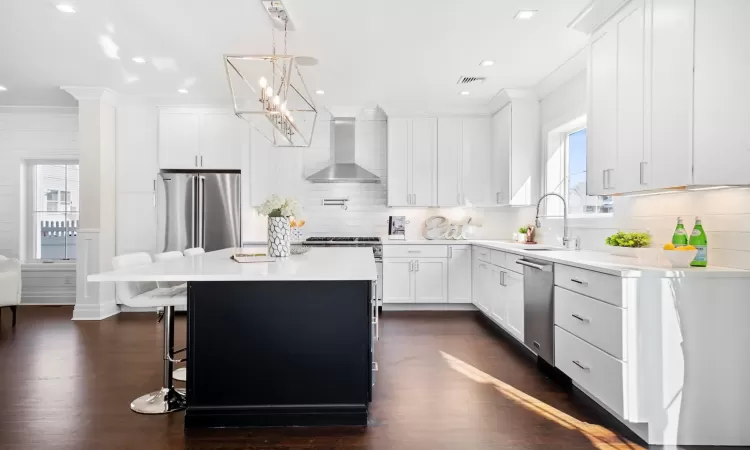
[662,243,698,268]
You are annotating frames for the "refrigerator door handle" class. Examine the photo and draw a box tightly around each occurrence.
[196,176,206,249]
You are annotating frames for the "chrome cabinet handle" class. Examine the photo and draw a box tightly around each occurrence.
[448,247,453,258]
[200,155,204,167]
[571,314,590,323]
[415,260,419,271]
[195,155,198,167]
[500,271,506,286]
[570,278,588,286]
[496,192,500,204]
[409,261,413,272]
[573,360,590,372]
[153,179,157,207]
[407,249,421,253]
[640,161,647,185]
[602,169,606,189]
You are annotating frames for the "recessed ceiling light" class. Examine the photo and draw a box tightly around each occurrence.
[479,60,495,67]
[0,86,7,92]
[515,10,537,20]
[315,90,324,95]
[460,91,470,96]
[177,89,188,94]
[132,57,146,64]
[56,4,76,13]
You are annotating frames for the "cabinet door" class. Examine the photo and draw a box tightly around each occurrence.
[387,119,410,207]
[509,101,540,205]
[492,106,511,205]
[693,0,750,185]
[199,113,244,170]
[489,268,506,326]
[383,259,413,303]
[448,245,472,303]
[615,3,646,193]
[462,117,492,206]
[474,262,491,313]
[504,271,524,342]
[588,30,618,195]
[650,0,694,189]
[437,118,462,206]
[159,112,199,169]
[411,118,438,206]
[414,258,447,303]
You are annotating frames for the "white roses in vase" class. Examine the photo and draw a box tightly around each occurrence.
[256,194,302,218]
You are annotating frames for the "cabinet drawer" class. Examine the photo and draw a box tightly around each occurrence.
[554,287,626,360]
[554,264,623,307]
[383,245,447,258]
[555,327,626,418]
[490,250,505,266]
[474,247,491,263]
[502,252,523,274]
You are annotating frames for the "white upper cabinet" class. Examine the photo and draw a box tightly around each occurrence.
[437,117,492,207]
[649,0,694,190]
[615,2,646,194]
[159,109,246,170]
[693,0,750,185]
[387,118,437,207]
[159,112,200,170]
[491,98,540,206]
[588,0,749,192]
[198,113,246,170]
[587,29,618,195]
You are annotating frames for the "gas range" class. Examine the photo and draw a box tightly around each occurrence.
[304,237,383,259]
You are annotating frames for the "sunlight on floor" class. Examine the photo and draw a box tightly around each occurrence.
[440,351,644,450]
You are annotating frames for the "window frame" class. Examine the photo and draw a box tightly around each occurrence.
[543,116,613,220]
[24,159,80,262]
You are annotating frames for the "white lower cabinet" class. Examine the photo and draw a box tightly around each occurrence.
[473,260,491,313]
[448,245,472,303]
[504,270,524,341]
[382,255,447,304]
[414,258,447,303]
[489,267,506,326]
[382,259,413,303]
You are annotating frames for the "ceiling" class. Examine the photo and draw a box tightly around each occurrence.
[0,0,591,111]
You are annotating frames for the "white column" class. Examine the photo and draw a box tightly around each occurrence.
[62,87,120,320]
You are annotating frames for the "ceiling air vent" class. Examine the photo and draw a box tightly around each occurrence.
[457,76,486,85]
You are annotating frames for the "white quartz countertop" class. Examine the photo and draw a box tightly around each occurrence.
[88,247,378,282]
[384,238,750,278]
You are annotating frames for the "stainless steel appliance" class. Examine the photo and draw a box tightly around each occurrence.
[303,237,383,303]
[157,171,241,253]
[518,257,555,364]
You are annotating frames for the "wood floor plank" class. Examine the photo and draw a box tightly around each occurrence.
[0,306,698,450]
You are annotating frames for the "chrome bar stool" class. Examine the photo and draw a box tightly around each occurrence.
[113,252,187,414]
[153,251,189,383]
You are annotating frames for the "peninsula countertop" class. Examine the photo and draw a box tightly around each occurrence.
[88,247,378,282]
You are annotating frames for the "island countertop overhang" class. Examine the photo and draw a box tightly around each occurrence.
[87,247,378,282]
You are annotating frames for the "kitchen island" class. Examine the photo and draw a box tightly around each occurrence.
[89,247,378,428]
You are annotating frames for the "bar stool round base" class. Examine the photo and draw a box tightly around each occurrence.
[173,367,186,382]
[130,387,186,414]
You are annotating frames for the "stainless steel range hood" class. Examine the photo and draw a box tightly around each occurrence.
[306,118,381,183]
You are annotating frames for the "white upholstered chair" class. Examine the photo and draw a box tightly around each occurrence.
[152,251,185,288]
[0,255,22,328]
[113,252,187,414]
[183,247,205,256]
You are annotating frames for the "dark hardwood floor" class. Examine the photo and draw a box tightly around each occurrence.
[0,306,722,450]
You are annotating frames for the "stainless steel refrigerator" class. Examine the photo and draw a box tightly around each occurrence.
[157,171,241,253]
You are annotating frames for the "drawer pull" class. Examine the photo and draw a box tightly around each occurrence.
[571,314,590,323]
[570,278,588,286]
[572,360,590,372]
[407,250,421,253]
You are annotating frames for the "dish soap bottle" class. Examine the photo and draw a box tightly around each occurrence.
[672,217,689,248]
[689,216,708,267]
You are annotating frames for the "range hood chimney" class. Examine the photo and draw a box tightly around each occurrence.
[306,116,382,183]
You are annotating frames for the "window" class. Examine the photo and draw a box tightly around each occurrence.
[28,162,79,260]
[546,122,612,217]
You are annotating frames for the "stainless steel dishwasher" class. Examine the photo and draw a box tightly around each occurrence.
[517,258,555,365]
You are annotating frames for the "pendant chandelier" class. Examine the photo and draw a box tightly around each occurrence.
[224,6,317,147]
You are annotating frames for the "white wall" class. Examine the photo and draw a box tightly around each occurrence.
[520,67,750,270]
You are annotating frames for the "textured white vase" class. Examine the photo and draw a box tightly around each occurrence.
[268,217,291,257]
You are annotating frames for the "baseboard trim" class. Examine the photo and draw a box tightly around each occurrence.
[382,303,477,311]
[72,302,120,321]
